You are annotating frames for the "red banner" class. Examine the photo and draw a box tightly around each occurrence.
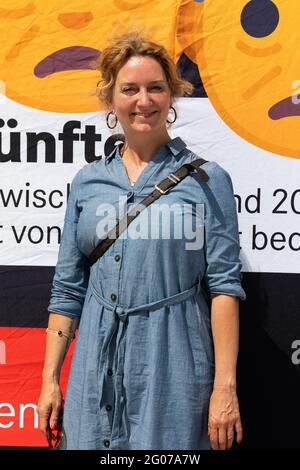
[0,327,75,447]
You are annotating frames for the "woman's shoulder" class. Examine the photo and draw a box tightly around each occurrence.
[181,147,232,183]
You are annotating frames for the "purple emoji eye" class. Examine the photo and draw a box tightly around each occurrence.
[241,0,279,38]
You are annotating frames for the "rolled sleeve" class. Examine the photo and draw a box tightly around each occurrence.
[202,163,246,301]
[48,170,90,318]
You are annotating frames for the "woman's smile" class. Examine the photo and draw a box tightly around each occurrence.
[132,111,158,118]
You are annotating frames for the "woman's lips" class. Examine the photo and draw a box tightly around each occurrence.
[34,46,100,78]
[269,95,300,119]
[132,111,157,118]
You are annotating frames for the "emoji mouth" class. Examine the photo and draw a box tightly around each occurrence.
[269,95,300,120]
[34,46,100,78]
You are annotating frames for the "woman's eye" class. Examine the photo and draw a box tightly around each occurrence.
[122,86,163,94]
[241,0,279,38]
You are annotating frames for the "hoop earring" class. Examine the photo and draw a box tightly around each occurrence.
[106,111,118,129]
[166,106,177,124]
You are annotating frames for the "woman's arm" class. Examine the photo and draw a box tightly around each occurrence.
[211,294,239,390]
[208,294,243,450]
[37,312,79,447]
[37,169,89,447]
[42,312,79,382]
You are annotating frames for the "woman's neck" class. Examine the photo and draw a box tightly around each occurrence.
[121,132,171,167]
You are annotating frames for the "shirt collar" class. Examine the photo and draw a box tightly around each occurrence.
[105,136,187,165]
[166,136,187,157]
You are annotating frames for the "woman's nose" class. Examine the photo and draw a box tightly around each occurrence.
[137,89,152,106]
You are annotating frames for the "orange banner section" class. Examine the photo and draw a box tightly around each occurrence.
[0,326,75,447]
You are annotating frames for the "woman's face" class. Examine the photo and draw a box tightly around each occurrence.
[111,56,172,136]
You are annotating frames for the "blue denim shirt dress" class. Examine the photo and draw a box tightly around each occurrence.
[48,136,246,450]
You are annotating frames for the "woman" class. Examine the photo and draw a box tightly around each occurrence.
[38,31,246,450]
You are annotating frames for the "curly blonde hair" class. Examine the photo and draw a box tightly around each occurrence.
[94,31,194,107]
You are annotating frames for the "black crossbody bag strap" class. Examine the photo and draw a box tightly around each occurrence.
[89,158,209,266]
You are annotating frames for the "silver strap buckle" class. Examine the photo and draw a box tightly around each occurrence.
[155,173,180,194]
[167,173,180,183]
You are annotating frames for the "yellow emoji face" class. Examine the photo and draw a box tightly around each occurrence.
[0,0,178,113]
[178,0,300,159]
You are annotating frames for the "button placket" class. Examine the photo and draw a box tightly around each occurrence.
[111,310,129,443]
[100,311,119,441]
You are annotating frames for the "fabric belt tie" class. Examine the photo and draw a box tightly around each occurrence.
[89,277,200,441]
[90,277,200,319]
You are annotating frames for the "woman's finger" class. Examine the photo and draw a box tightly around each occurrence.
[235,418,243,445]
[218,427,227,450]
[226,425,234,450]
[38,406,52,434]
[50,412,60,431]
[209,425,219,450]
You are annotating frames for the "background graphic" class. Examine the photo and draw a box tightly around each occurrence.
[0,0,299,449]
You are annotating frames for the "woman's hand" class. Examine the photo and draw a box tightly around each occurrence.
[37,381,64,448]
[207,387,243,450]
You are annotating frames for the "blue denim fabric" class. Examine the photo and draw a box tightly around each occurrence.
[48,136,246,450]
